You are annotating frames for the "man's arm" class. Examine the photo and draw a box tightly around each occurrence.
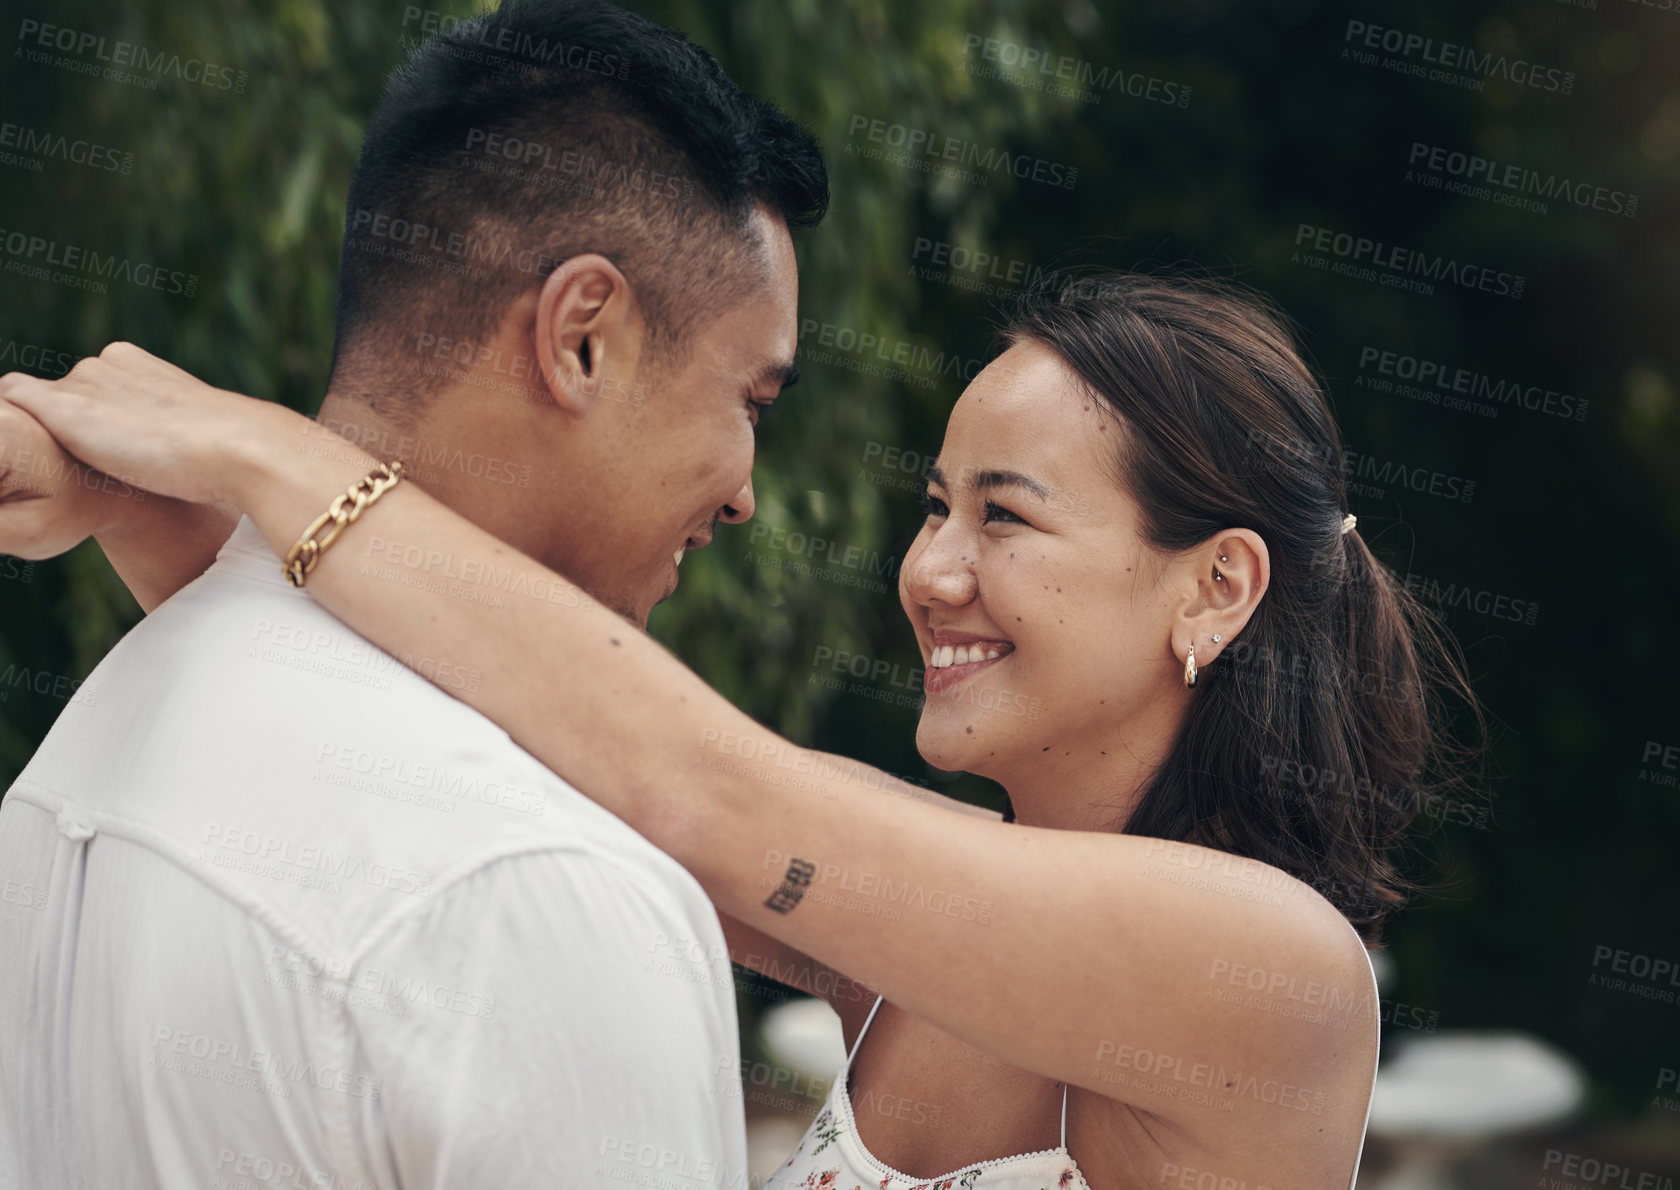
[0,397,233,611]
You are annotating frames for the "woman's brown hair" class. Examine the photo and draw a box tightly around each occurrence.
[1000,271,1484,946]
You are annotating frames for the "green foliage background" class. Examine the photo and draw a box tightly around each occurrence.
[2,0,1677,1149]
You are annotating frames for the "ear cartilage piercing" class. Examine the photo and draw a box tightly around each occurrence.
[1212,634,1221,643]
[1218,553,1228,562]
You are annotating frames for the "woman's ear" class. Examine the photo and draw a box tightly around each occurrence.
[1172,528,1270,665]
[534,254,640,417]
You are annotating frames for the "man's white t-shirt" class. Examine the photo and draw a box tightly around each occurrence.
[0,517,748,1190]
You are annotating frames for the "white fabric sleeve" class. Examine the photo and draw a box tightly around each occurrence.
[340,846,747,1190]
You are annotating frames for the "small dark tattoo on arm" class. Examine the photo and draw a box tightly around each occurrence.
[764,857,817,914]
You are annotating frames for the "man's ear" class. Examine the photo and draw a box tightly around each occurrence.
[533,253,641,416]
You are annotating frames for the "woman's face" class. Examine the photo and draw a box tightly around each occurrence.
[898,340,1190,795]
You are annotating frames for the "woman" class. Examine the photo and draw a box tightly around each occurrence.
[0,273,1474,1189]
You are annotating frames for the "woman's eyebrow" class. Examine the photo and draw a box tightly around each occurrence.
[971,468,1054,503]
[923,466,1054,504]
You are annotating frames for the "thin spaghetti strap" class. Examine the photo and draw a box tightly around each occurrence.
[1060,1081,1069,1149]
[845,995,886,1068]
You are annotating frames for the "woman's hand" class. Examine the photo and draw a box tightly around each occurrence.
[0,396,132,560]
[0,390,245,610]
[0,342,303,507]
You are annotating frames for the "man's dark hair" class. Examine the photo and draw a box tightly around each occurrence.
[329,0,828,418]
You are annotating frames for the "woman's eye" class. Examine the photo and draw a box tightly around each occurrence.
[920,492,949,518]
[982,501,1024,525]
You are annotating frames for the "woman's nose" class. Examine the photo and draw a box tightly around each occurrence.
[902,523,977,607]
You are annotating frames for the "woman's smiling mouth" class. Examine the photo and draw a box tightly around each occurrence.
[923,632,1015,694]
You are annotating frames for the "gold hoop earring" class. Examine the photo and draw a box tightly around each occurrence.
[1183,643,1198,688]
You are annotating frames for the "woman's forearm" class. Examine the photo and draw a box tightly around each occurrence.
[224,413,965,834]
[218,416,1052,1008]
[96,497,239,613]
[223,412,785,835]
[5,354,1378,1120]
[218,413,1370,1106]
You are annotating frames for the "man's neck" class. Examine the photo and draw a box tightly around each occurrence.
[310,390,576,604]
[313,393,424,471]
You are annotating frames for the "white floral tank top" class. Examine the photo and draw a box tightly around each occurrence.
[763,935,1380,1190]
[762,995,1093,1190]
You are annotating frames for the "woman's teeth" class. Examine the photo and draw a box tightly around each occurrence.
[928,643,1009,668]
[673,549,685,567]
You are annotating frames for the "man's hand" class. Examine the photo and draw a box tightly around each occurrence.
[0,395,135,561]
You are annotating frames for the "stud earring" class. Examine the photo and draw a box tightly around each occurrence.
[1218,553,1228,563]
[1183,643,1198,688]
[1212,634,1222,643]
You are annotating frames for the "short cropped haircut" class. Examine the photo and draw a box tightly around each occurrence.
[329,0,828,417]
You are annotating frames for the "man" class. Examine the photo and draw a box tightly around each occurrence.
[0,0,832,1185]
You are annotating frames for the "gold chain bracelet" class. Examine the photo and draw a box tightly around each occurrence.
[282,460,406,588]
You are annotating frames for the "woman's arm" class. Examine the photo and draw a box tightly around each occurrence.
[237,424,1374,1117]
[2,371,876,1016]
[2,347,1378,1125]
[0,397,234,611]
[93,499,237,613]
[0,355,944,1021]
[722,788,998,1022]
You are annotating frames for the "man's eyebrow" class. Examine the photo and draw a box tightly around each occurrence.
[753,361,800,391]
